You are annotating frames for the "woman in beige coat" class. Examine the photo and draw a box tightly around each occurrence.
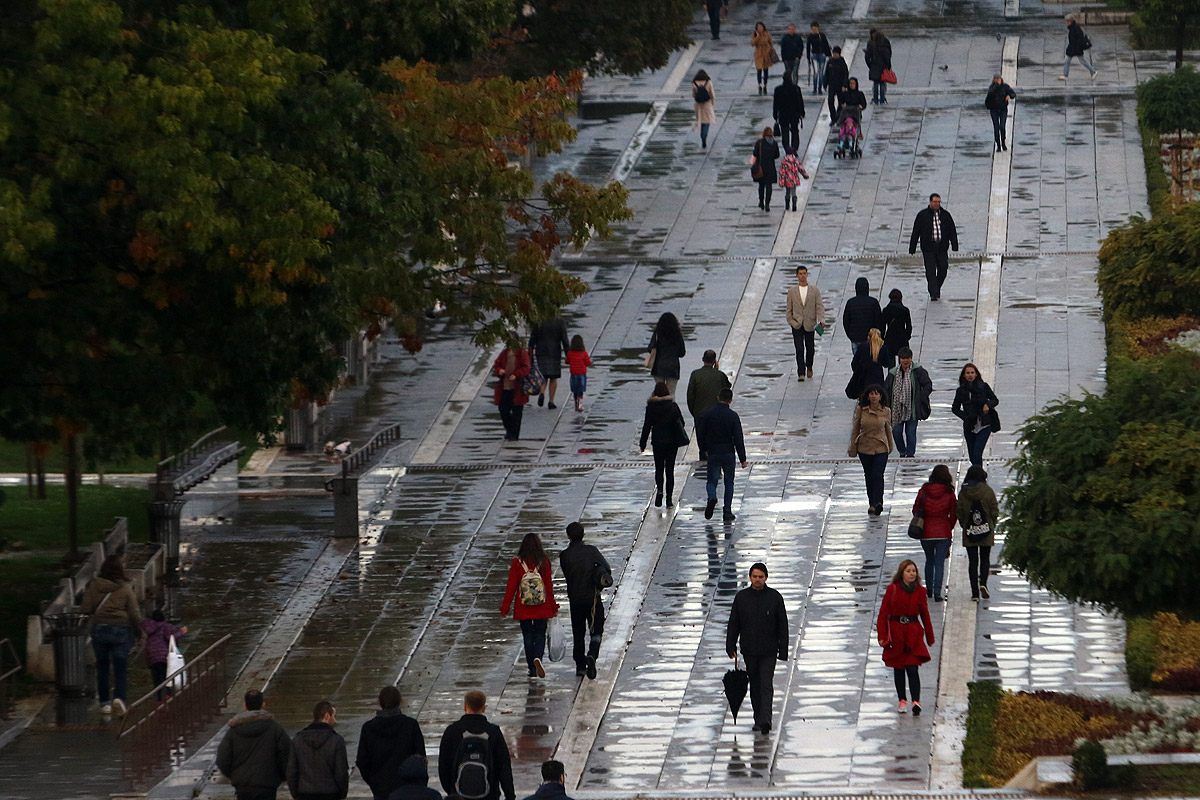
[692,69,716,149]
[752,23,775,95]
[848,384,894,515]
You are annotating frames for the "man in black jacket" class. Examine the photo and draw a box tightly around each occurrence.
[908,193,959,301]
[984,74,1016,152]
[698,388,747,523]
[287,701,349,800]
[519,760,573,800]
[560,521,612,680]
[780,24,804,87]
[356,686,426,800]
[841,277,883,356]
[726,563,788,734]
[823,47,850,122]
[438,691,514,800]
[216,690,291,800]
[772,74,806,153]
[806,23,832,95]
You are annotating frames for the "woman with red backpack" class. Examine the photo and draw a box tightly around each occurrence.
[500,533,560,677]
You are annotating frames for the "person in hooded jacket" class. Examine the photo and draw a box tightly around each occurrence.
[876,559,934,715]
[438,691,514,800]
[640,381,688,508]
[865,29,892,104]
[772,74,806,153]
[82,553,143,716]
[752,126,781,212]
[386,756,442,800]
[880,289,912,355]
[520,760,573,800]
[841,277,883,355]
[984,74,1016,152]
[357,686,426,800]
[287,701,348,800]
[915,465,957,602]
[951,362,1000,466]
[217,689,291,800]
[957,465,1000,601]
[824,47,850,120]
[138,609,187,699]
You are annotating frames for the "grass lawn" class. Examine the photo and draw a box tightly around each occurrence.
[0,555,64,661]
[1132,763,1200,795]
[0,484,151,550]
[0,438,160,475]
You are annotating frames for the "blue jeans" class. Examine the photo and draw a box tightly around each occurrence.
[1063,52,1095,77]
[519,618,547,676]
[706,452,737,512]
[92,624,132,703]
[921,538,952,598]
[757,68,769,86]
[964,427,991,466]
[851,340,865,356]
[872,79,887,102]
[811,55,827,94]
[569,373,587,398]
[700,122,710,146]
[857,452,888,507]
[893,420,918,457]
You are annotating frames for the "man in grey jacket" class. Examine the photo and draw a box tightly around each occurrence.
[785,265,826,381]
[217,690,291,800]
[287,701,348,800]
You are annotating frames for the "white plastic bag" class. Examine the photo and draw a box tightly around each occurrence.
[167,635,187,691]
[546,617,566,663]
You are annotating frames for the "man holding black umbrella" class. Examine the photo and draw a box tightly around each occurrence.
[726,563,789,734]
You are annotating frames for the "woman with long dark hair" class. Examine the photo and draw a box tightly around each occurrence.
[82,554,143,715]
[640,381,688,507]
[876,559,934,715]
[951,362,1000,466]
[752,126,781,212]
[848,384,893,515]
[693,69,716,149]
[501,533,560,677]
[915,464,957,602]
[958,465,1000,601]
[751,22,775,95]
[647,312,686,393]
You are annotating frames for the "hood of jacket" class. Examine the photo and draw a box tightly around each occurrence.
[89,576,126,594]
[924,483,954,501]
[228,709,278,737]
[855,277,870,296]
[647,393,675,404]
[294,721,340,753]
[397,754,429,785]
[368,707,413,736]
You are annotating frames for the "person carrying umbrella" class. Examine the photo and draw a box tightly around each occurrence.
[725,562,789,734]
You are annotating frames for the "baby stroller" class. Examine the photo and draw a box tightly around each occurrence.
[833,107,862,159]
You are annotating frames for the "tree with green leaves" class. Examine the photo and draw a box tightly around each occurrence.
[1131,0,1200,69]
[1097,201,1200,323]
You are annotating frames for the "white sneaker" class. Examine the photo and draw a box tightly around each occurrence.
[100,703,113,715]
[1057,75,1068,81]
[113,698,127,716]
[1090,71,1098,80]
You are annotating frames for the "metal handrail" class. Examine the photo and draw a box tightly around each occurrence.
[324,422,401,492]
[157,426,229,475]
[155,426,243,495]
[0,638,22,720]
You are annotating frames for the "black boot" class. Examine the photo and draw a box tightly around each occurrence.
[1001,139,1008,151]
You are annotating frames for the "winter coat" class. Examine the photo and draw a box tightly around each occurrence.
[849,404,893,457]
[778,154,803,189]
[877,582,933,668]
[773,82,805,123]
[726,585,788,659]
[559,541,612,602]
[437,714,514,800]
[824,57,849,93]
[915,482,957,540]
[957,479,1000,547]
[692,80,716,126]
[884,364,933,422]
[493,349,531,406]
[698,403,746,461]
[500,557,559,621]
[287,722,349,800]
[842,88,868,112]
[865,36,892,81]
[806,32,832,59]
[386,756,442,800]
[850,342,892,395]
[951,378,1000,434]
[908,206,959,253]
[752,136,780,184]
[564,350,590,376]
[841,277,883,343]
[1066,21,1089,57]
[138,618,184,666]
[639,394,686,451]
[985,81,1016,110]
[521,781,574,800]
[356,709,427,800]
[686,365,731,418]
[780,32,804,62]
[81,576,142,628]
[529,319,569,379]
[786,283,825,332]
[752,29,775,70]
[648,330,686,380]
[881,300,912,354]
[216,710,291,792]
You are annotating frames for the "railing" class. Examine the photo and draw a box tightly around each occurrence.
[324,422,401,492]
[117,634,231,790]
[156,426,243,495]
[0,639,21,719]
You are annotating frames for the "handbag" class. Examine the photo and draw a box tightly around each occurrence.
[522,353,546,396]
[670,414,691,448]
[167,634,187,691]
[767,46,780,67]
[989,409,1002,433]
[881,68,898,84]
[546,617,566,663]
[750,153,763,181]
[907,489,927,540]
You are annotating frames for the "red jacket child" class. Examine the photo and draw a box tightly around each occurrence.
[565,349,591,375]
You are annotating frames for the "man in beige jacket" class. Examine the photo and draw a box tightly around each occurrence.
[785,265,826,381]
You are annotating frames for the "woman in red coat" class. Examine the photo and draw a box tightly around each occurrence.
[494,347,531,442]
[877,559,934,714]
[915,464,957,602]
[501,532,560,678]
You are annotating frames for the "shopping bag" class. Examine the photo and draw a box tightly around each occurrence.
[881,68,898,84]
[546,618,566,663]
[167,635,187,691]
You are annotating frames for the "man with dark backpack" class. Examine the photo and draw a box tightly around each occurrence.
[438,691,514,800]
[559,521,612,681]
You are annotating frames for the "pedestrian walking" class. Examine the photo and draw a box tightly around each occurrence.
[806,22,832,96]
[703,0,725,40]
[752,126,780,212]
[957,465,1000,601]
[865,29,892,105]
[908,193,959,301]
[559,522,612,680]
[785,265,825,381]
[772,74,806,154]
[493,345,531,441]
[824,46,850,120]
[500,533,560,678]
[951,362,1000,466]
[876,560,935,715]
[686,350,731,459]
[385,756,441,800]
[565,335,591,412]
[881,289,912,355]
[842,276,883,355]
[529,315,569,409]
[138,609,187,699]
[847,328,892,400]
[216,690,291,800]
[520,760,572,800]
[640,381,688,508]
[692,70,716,149]
[915,465,957,602]
[985,74,1016,152]
[438,691,515,800]
[725,562,788,734]
[287,701,349,800]
[780,24,804,87]
[647,311,686,393]
[840,77,868,128]
[848,385,893,515]
[356,686,426,800]
[1059,15,1097,80]
[82,553,142,716]
[884,347,932,458]
[778,146,805,212]
[751,23,776,96]
[699,388,747,522]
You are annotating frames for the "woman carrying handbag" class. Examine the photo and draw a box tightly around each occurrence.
[640,381,690,508]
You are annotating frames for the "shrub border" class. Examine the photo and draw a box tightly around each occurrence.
[1139,122,1171,215]
[963,680,1003,787]
[1126,616,1157,691]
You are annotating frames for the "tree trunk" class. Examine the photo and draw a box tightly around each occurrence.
[66,434,80,562]
[1176,27,1185,70]
[25,444,33,499]
[35,453,46,499]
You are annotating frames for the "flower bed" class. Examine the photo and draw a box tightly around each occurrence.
[1128,613,1200,692]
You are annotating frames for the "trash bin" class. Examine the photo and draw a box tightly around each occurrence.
[49,613,90,697]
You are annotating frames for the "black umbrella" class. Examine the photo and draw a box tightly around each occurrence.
[723,656,750,722]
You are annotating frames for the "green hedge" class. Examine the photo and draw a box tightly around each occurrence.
[963,680,1003,788]
[1139,123,1171,215]
[1126,616,1158,690]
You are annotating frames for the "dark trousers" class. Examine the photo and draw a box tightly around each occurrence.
[708,11,721,39]
[893,665,921,702]
[827,90,841,120]
[149,661,172,700]
[921,537,952,599]
[743,654,777,726]
[990,107,1007,145]
[499,390,523,439]
[857,452,888,507]
[921,248,949,299]
[757,182,773,208]
[652,444,679,499]
[569,594,605,669]
[791,326,815,372]
[519,618,547,676]
[967,545,992,596]
[779,119,800,153]
[964,427,991,465]
[706,452,737,512]
[235,790,279,800]
[756,68,769,86]
[92,624,132,703]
